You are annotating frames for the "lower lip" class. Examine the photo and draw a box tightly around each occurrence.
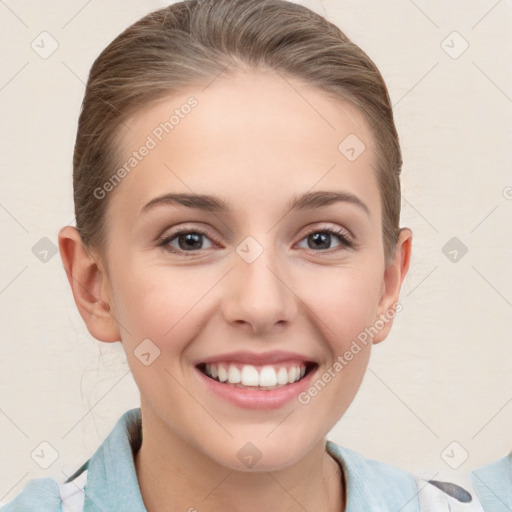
[196,366,317,410]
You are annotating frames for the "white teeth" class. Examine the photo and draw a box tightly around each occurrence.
[202,362,309,388]
[259,365,277,387]
[217,364,228,382]
[228,365,241,384]
[276,367,289,385]
[240,365,260,386]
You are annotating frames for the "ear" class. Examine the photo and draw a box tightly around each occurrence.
[58,226,121,343]
[372,228,412,344]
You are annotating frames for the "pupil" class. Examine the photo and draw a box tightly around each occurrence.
[310,232,330,250]
[179,233,202,250]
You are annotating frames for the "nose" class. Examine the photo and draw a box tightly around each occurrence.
[221,244,298,334]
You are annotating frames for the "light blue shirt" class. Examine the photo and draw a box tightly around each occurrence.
[470,454,512,511]
[3,407,503,511]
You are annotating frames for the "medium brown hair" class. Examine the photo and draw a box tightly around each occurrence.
[73,0,403,262]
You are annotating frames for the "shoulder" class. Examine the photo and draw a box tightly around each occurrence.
[2,408,142,512]
[2,464,88,512]
[326,441,490,511]
[1,477,62,512]
[470,454,512,510]
[326,440,421,511]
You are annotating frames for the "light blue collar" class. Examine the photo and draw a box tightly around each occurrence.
[326,441,420,511]
[82,408,419,511]
[470,454,512,511]
[83,408,146,511]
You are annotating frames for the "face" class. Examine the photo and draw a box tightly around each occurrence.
[87,70,407,471]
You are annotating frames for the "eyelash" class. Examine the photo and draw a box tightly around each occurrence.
[158,225,355,257]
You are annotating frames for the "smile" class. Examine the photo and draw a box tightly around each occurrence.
[197,362,316,390]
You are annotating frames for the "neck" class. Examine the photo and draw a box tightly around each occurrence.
[133,408,345,512]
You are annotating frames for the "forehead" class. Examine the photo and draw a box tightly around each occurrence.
[108,70,380,223]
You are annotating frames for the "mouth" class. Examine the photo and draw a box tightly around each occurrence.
[196,361,318,390]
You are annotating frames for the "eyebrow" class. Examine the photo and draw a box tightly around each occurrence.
[140,190,370,217]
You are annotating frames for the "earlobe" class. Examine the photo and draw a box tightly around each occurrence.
[57,226,121,343]
[372,228,413,344]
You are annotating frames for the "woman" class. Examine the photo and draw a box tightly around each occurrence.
[3,1,488,510]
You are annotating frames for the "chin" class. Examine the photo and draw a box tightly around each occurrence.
[206,435,313,473]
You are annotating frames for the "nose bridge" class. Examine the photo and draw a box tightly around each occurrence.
[222,234,296,331]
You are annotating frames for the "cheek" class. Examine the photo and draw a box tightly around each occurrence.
[293,269,379,434]
[109,264,200,338]
[112,268,211,397]
[112,255,384,352]
[298,264,383,349]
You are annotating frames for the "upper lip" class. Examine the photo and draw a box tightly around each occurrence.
[196,350,316,366]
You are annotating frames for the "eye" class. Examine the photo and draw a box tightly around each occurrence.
[159,229,216,255]
[297,227,354,252]
[158,225,354,257]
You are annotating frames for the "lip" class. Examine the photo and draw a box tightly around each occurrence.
[195,350,316,366]
[195,361,318,410]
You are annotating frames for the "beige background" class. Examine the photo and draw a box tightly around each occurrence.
[1,0,511,503]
